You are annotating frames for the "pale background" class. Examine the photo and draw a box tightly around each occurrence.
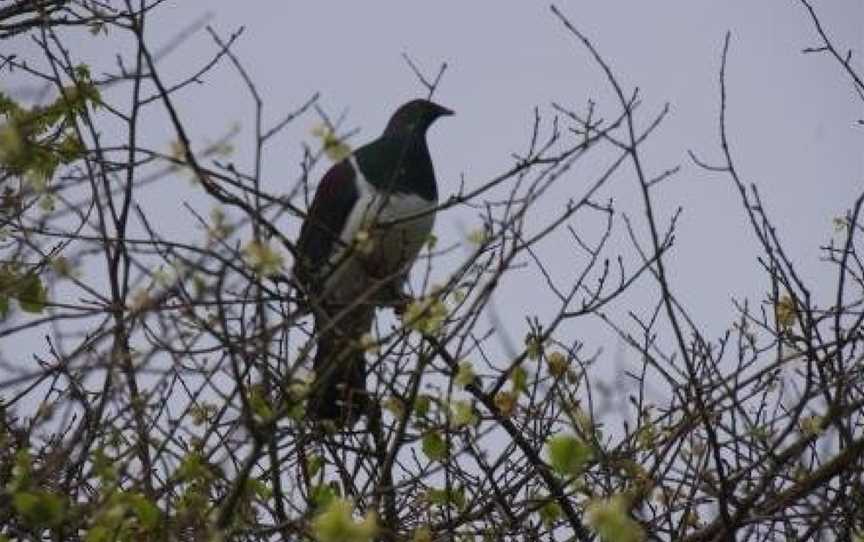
[4,1,863,401]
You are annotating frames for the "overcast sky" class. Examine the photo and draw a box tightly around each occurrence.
[9,1,862,390]
[135,1,861,342]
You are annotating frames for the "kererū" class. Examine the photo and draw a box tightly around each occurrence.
[295,99,453,423]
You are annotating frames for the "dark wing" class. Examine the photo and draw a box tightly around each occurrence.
[295,159,359,292]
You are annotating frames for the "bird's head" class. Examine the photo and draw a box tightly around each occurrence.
[383,99,453,137]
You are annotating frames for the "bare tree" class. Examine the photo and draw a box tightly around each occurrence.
[0,1,861,541]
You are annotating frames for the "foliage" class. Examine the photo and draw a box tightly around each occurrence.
[0,1,862,541]
[311,499,377,542]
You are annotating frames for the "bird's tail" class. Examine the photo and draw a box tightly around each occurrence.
[307,305,374,424]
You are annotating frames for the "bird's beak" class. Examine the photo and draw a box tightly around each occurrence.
[437,105,455,117]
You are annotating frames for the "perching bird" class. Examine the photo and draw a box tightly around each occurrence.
[295,99,453,423]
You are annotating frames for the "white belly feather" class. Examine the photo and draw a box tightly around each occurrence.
[323,158,436,302]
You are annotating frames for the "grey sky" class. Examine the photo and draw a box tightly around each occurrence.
[123,1,862,339]
[7,1,862,386]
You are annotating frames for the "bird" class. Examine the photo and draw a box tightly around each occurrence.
[294,99,453,424]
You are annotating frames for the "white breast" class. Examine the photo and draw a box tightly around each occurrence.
[323,158,436,301]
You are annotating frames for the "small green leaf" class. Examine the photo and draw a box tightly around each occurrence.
[426,488,448,506]
[426,486,466,510]
[311,498,377,542]
[636,423,657,450]
[10,448,32,490]
[421,431,448,462]
[177,452,213,483]
[0,92,22,115]
[248,385,275,421]
[525,334,542,360]
[310,484,338,510]
[775,294,797,330]
[510,366,527,393]
[467,228,487,245]
[243,240,284,277]
[127,493,161,529]
[383,396,406,418]
[414,394,432,418]
[16,273,46,313]
[539,500,562,527]
[546,351,568,377]
[13,490,67,528]
[245,478,272,501]
[451,487,466,510]
[585,494,645,542]
[84,524,111,542]
[311,124,352,163]
[455,360,476,388]
[307,454,325,478]
[799,415,825,437]
[546,434,592,477]
[74,64,92,81]
[494,390,517,417]
[402,296,448,335]
[57,134,84,162]
[92,448,118,484]
[450,399,477,428]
